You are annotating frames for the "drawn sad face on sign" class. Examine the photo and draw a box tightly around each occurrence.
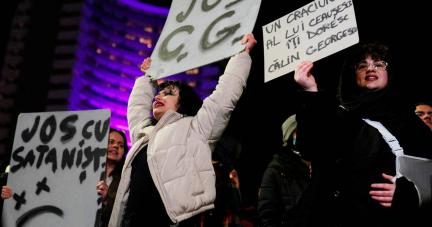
[3,110,111,227]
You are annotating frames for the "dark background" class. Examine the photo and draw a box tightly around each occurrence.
[223,0,432,208]
[1,0,431,213]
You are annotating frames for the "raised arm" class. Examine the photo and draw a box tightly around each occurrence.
[191,34,256,145]
[127,59,158,144]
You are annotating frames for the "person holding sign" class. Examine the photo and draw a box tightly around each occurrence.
[108,34,256,227]
[291,43,432,226]
[97,129,127,227]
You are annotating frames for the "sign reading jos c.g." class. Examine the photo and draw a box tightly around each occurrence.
[146,0,262,80]
[263,0,359,82]
[2,110,110,227]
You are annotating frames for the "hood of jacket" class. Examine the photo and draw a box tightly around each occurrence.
[282,114,297,145]
[268,146,309,180]
[337,43,413,121]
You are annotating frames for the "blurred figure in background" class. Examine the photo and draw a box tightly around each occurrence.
[415,102,432,131]
[202,135,242,227]
[257,115,310,227]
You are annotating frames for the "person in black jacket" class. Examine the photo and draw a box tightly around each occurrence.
[290,43,432,226]
[257,114,310,227]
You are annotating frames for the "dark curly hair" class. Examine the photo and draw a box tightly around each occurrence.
[415,102,432,108]
[347,43,390,71]
[153,80,203,122]
[338,43,393,109]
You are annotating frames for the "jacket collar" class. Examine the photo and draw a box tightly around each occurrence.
[156,109,183,126]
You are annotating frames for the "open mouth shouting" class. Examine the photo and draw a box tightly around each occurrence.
[153,101,164,108]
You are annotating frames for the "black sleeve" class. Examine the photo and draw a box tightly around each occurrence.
[257,168,283,227]
[295,90,338,162]
[392,176,419,208]
[397,113,432,159]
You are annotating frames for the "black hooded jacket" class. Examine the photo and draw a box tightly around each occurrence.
[257,146,310,227]
[290,44,432,227]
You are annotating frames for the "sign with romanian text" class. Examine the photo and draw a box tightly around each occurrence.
[146,0,262,80]
[263,0,359,82]
[2,110,111,227]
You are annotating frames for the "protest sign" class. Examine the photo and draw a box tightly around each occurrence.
[263,0,359,82]
[2,110,111,227]
[146,0,262,80]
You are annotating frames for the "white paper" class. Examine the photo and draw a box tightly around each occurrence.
[146,0,262,80]
[263,0,359,82]
[2,109,111,227]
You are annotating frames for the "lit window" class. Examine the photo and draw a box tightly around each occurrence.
[111,43,116,47]
[138,50,146,56]
[139,37,152,45]
[125,34,136,40]
[186,69,199,75]
[122,60,131,65]
[126,21,135,27]
[147,44,152,48]
[144,27,153,33]
[119,87,127,91]
[96,49,102,54]
[109,55,116,60]
[188,82,197,87]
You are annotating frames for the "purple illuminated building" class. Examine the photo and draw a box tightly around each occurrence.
[0,0,224,168]
[69,0,223,146]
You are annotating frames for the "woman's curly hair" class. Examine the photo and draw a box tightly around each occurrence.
[155,80,203,118]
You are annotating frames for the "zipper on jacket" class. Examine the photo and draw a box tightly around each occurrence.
[147,111,182,222]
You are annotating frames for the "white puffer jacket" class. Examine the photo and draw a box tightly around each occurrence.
[109,52,252,226]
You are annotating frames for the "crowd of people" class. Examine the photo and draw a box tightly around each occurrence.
[2,33,431,227]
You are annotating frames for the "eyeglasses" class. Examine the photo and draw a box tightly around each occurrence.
[355,61,388,71]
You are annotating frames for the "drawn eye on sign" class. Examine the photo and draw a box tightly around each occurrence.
[2,109,111,227]
[262,0,359,82]
[146,0,262,80]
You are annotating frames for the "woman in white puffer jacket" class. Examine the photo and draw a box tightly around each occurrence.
[109,34,256,227]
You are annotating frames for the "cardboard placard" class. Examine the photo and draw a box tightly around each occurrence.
[2,110,111,227]
[263,0,359,82]
[146,0,262,80]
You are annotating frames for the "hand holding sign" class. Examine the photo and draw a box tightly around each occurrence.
[1,186,12,199]
[263,0,358,82]
[96,181,109,206]
[141,57,151,74]
[294,61,318,92]
[146,0,261,80]
[2,110,111,227]
[242,33,257,54]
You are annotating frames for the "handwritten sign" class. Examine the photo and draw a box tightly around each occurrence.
[263,0,359,82]
[2,110,110,227]
[146,0,262,80]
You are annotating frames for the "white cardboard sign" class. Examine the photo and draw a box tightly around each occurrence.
[263,0,359,82]
[146,0,262,80]
[2,110,111,227]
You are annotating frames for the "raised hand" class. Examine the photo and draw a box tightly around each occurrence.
[294,61,318,92]
[241,33,257,54]
[141,57,151,74]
